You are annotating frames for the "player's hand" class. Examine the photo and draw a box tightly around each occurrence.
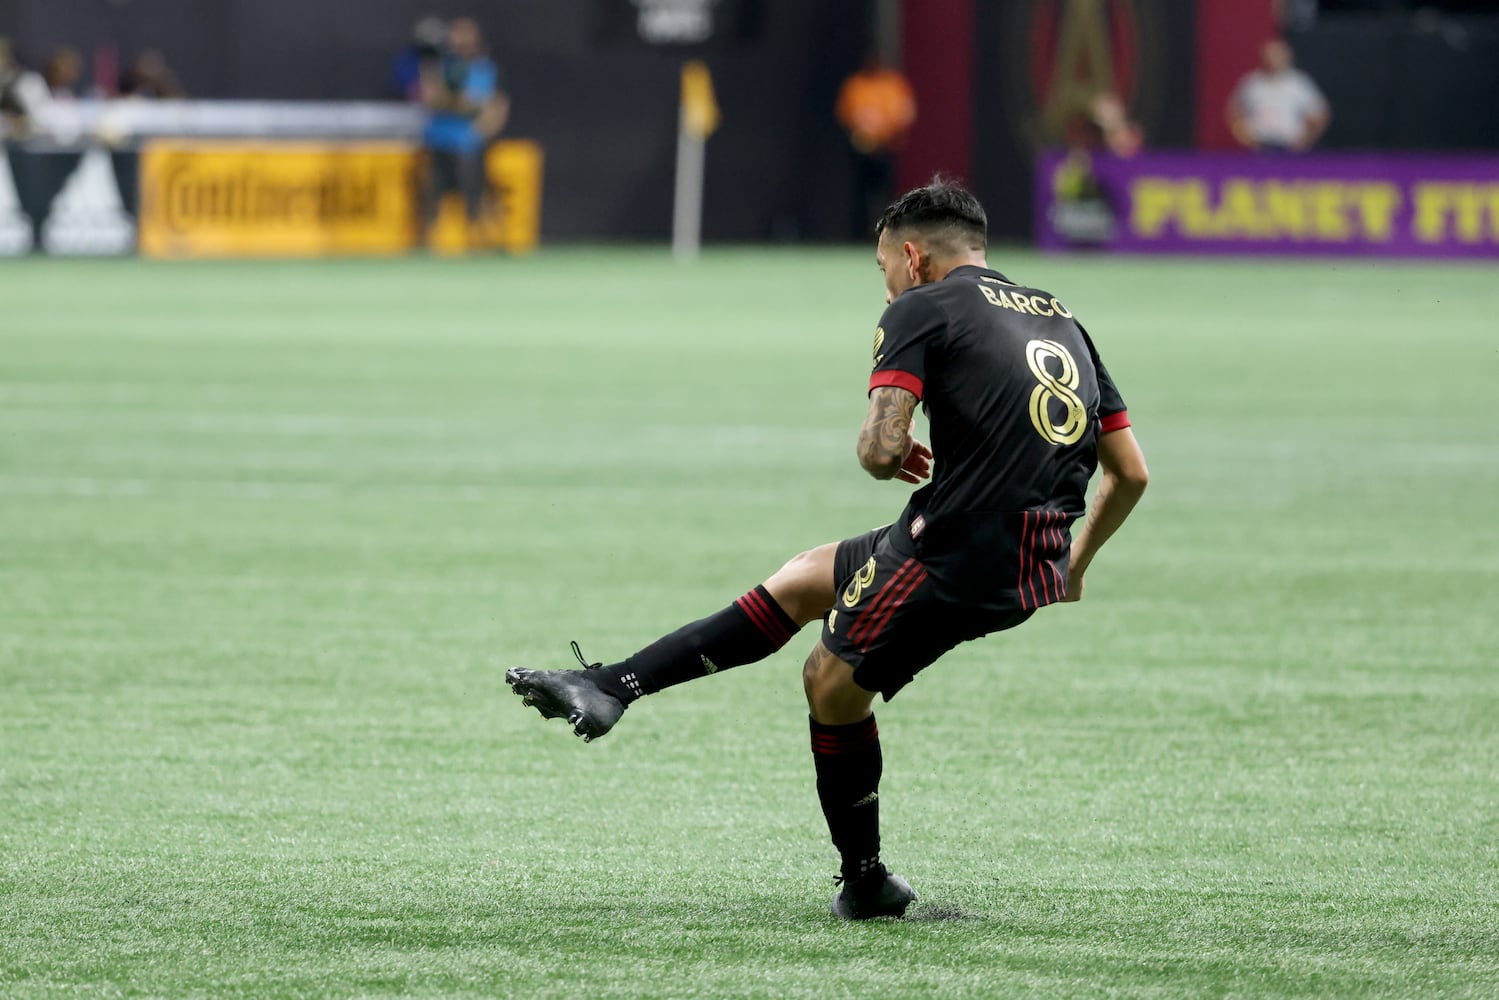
[895,437,933,485]
[1061,570,1085,602]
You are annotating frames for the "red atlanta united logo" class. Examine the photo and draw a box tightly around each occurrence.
[999,0,1163,149]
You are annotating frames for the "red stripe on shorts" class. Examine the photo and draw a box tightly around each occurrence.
[1018,511,1039,610]
[847,558,917,646]
[1049,513,1068,598]
[859,566,928,653]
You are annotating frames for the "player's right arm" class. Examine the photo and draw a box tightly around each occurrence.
[1063,426,1148,602]
[856,386,931,482]
[860,291,942,483]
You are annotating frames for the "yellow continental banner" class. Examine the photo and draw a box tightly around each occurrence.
[140,140,543,258]
[428,141,545,255]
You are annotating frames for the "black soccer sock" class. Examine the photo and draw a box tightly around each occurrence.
[810,714,883,881]
[590,585,799,704]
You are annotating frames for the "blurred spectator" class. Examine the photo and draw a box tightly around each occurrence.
[43,48,84,99]
[1227,38,1329,152]
[1087,91,1143,158]
[120,50,185,99]
[835,52,916,240]
[0,38,50,138]
[421,16,509,242]
[394,17,448,101]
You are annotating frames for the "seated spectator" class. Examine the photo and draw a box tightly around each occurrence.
[120,50,185,99]
[1087,91,1143,158]
[0,38,50,138]
[1227,38,1329,152]
[43,48,84,99]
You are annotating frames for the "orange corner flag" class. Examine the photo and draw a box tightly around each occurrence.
[681,60,720,139]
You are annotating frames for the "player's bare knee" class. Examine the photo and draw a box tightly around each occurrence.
[767,544,838,625]
[803,643,872,722]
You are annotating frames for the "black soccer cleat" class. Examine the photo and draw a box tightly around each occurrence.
[505,666,626,742]
[830,864,916,920]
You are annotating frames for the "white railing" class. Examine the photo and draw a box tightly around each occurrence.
[22,99,427,146]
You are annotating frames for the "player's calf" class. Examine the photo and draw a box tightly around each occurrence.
[506,584,808,742]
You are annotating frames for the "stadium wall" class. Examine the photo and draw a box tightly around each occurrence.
[970,0,1201,241]
[4,0,869,242]
[1293,14,1499,151]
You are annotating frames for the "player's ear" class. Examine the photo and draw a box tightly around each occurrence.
[902,240,921,284]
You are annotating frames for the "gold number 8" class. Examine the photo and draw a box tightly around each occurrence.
[1025,339,1088,446]
[842,557,878,608]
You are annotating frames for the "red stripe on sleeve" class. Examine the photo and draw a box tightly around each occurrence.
[1100,410,1131,433]
[868,370,924,399]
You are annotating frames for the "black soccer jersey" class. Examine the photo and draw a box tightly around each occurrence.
[868,265,1130,610]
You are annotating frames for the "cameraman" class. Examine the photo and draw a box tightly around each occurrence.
[420,17,509,247]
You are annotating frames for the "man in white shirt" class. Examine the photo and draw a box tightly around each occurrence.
[1228,38,1330,153]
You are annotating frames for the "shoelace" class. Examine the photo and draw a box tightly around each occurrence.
[833,863,888,886]
[570,640,601,671]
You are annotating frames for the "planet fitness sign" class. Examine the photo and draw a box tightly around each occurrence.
[1036,151,1499,258]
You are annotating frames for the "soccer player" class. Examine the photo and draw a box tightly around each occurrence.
[506,180,1149,919]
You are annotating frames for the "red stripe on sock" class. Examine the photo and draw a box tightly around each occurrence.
[737,593,789,647]
[847,559,917,645]
[736,594,769,639]
[745,589,793,646]
[859,567,927,652]
[810,719,879,754]
[737,593,785,650]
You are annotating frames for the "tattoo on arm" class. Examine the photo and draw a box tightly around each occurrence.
[857,387,917,479]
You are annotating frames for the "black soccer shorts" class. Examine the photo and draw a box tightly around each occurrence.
[822,526,1034,700]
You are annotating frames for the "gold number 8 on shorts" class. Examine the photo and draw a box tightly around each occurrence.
[842,556,878,608]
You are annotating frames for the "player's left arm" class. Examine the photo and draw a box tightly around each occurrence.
[856,386,932,483]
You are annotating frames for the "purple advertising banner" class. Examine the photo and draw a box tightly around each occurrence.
[1035,151,1499,258]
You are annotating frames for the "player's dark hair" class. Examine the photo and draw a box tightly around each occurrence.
[875,178,988,253]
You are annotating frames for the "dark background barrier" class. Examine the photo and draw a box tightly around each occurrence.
[2,0,869,242]
[969,0,1201,246]
[1293,14,1499,150]
[4,0,1497,244]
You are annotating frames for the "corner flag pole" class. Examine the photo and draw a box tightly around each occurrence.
[672,60,719,262]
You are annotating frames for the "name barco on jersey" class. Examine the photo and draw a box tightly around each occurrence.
[976,275,1073,319]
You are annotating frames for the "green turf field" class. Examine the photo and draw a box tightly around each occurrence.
[3,248,1497,998]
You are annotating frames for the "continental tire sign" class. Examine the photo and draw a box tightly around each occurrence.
[140,142,416,257]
